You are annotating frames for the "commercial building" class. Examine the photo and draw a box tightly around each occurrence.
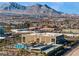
[30,43,64,56]
[62,29,79,33]
[21,33,65,44]
[0,26,6,40]
[11,29,35,34]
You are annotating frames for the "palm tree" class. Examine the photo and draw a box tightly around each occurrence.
[14,34,21,43]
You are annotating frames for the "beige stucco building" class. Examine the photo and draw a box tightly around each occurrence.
[21,33,64,44]
[62,29,79,33]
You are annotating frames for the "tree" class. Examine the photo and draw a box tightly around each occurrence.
[18,48,30,56]
[24,21,32,28]
[5,24,12,32]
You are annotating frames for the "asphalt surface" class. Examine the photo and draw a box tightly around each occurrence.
[64,43,79,56]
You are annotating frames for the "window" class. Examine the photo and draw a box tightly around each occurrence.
[23,37,25,42]
[51,39,55,42]
[36,38,40,43]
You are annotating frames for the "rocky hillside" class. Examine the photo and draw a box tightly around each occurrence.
[0,2,62,16]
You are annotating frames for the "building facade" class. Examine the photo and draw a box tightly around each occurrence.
[21,33,64,44]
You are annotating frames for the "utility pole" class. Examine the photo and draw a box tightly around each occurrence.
[55,34,57,44]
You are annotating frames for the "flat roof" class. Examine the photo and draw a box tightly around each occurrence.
[43,44,62,54]
[31,46,46,50]
[0,37,5,39]
[11,29,35,34]
[31,44,62,51]
[28,33,63,37]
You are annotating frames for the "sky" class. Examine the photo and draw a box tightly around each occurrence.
[0,2,79,14]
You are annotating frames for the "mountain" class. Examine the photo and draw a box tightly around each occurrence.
[0,2,62,16]
[0,2,26,10]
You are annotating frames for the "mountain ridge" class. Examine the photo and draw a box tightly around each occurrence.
[0,2,62,15]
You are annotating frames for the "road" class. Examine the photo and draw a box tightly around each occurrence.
[64,44,79,56]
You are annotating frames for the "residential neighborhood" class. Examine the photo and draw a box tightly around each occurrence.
[0,2,79,56]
